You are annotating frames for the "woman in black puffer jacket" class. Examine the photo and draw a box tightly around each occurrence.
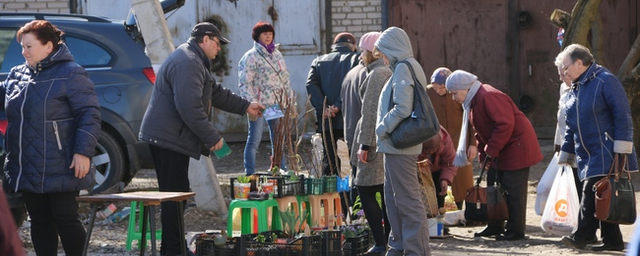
[1,20,100,255]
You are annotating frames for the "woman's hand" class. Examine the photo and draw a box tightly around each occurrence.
[467,145,478,162]
[439,180,449,196]
[70,153,91,179]
[357,149,368,163]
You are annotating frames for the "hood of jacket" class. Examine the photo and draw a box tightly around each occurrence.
[374,27,414,69]
[575,62,604,87]
[30,43,75,72]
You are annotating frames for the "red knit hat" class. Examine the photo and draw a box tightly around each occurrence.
[252,21,275,42]
[333,32,356,45]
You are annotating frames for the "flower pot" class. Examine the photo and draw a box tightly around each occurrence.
[262,182,274,194]
[234,182,251,200]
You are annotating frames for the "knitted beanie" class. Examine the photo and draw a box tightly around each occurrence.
[445,70,478,91]
[422,131,443,153]
[333,32,357,45]
[358,32,381,52]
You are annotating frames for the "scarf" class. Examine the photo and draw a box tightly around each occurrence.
[259,41,276,54]
[453,81,481,167]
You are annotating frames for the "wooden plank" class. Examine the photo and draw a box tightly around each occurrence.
[76,191,195,205]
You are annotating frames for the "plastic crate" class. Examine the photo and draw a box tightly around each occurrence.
[239,230,322,256]
[195,235,238,256]
[342,230,371,256]
[272,175,305,198]
[305,178,324,195]
[320,230,341,256]
[245,174,305,198]
[323,176,337,193]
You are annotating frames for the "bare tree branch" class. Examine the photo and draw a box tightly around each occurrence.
[562,0,602,49]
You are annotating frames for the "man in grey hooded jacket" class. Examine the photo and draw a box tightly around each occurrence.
[375,26,432,256]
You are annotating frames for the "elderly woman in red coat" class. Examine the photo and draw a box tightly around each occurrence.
[446,70,543,241]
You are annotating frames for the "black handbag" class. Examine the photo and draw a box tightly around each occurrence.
[594,154,636,225]
[389,61,440,149]
[464,157,509,222]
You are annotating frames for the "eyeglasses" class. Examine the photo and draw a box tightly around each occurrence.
[208,36,221,48]
[561,60,575,72]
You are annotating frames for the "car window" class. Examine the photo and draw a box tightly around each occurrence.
[0,31,112,73]
[0,28,22,73]
[64,36,111,67]
[0,33,112,73]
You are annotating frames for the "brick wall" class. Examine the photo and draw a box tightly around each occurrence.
[1,0,70,13]
[331,0,383,42]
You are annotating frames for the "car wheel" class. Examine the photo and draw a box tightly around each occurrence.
[91,130,125,194]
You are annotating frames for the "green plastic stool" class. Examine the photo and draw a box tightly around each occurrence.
[126,201,163,250]
[296,195,312,227]
[227,198,281,237]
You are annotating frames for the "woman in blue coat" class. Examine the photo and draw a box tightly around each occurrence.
[1,20,101,255]
[557,44,637,252]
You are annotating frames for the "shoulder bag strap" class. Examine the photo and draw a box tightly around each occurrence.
[399,60,422,89]
[256,50,284,84]
[606,153,619,179]
[388,61,418,110]
[475,157,490,186]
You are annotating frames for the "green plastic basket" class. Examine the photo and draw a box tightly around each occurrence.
[305,178,324,195]
[323,176,337,193]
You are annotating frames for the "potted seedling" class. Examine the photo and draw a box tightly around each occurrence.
[260,176,275,195]
[233,175,251,200]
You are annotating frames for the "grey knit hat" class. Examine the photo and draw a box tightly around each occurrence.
[445,70,478,91]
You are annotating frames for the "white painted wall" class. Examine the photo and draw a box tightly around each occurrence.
[83,0,322,134]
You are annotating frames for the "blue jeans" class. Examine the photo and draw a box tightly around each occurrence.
[244,116,286,175]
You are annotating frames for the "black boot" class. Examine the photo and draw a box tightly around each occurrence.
[474,222,504,238]
[561,235,587,250]
[496,231,525,241]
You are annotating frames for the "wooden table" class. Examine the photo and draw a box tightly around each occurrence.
[76,191,195,256]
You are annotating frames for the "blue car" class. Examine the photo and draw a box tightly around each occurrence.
[0,0,185,225]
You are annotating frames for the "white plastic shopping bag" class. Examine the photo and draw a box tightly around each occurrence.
[540,165,579,236]
[535,153,559,215]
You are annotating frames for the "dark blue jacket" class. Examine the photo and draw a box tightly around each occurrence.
[306,45,359,133]
[2,44,101,193]
[559,63,638,180]
[139,39,250,159]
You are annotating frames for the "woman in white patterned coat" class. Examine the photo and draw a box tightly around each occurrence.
[238,21,294,174]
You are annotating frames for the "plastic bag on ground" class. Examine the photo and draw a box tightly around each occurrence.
[535,153,559,215]
[540,165,579,236]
